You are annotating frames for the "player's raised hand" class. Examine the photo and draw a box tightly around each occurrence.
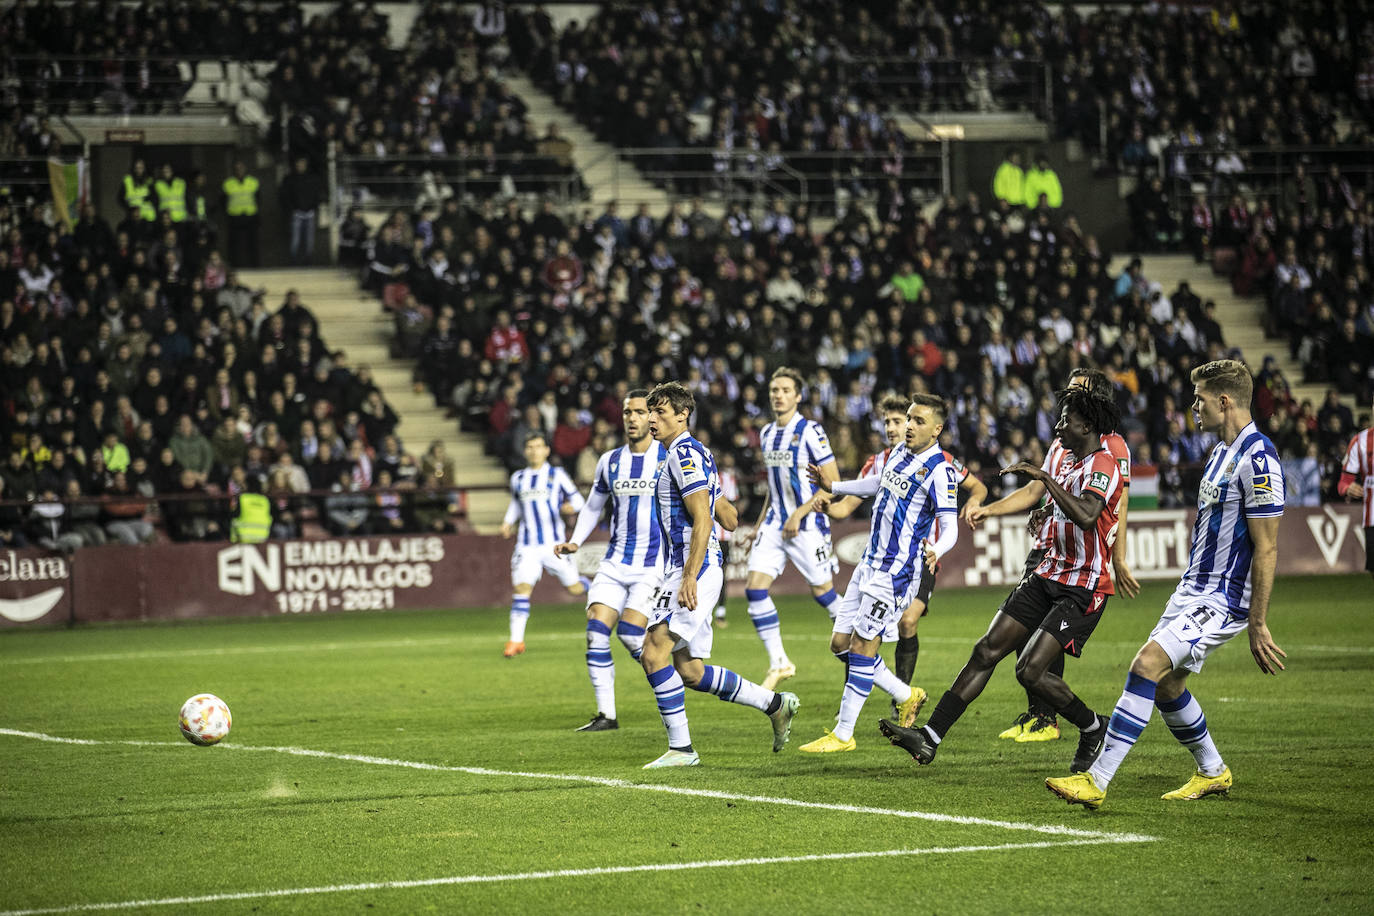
[553,541,578,556]
[807,463,832,493]
[1249,623,1287,675]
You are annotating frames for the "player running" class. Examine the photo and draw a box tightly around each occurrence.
[639,382,800,769]
[797,394,960,753]
[555,389,666,732]
[1047,359,1287,809]
[822,393,988,704]
[1338,394,1373,580]
[999,368,1140,743]
[745,367,841,690]
[499,432,591,657]
[878,387,1125,774]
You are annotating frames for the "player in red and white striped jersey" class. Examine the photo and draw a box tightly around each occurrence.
[1338,398,1374,578]
[1000,368,1138,743]
[878,387,1124,772]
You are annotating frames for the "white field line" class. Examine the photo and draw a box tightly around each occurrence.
[0,837,1137,916]
[0,728,1155,843]
[4,632,1372,666]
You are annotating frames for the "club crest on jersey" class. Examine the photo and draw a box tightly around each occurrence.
[791,434,801,447]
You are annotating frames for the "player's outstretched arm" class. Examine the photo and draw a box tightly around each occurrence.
[1245,514,1286,675]
[1004,462,1104,530]
[965,478,1046,528]
[957,473,989,524]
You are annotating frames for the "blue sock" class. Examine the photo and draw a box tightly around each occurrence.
[813,588,838,617]
[647,665,691,750]
[585,619,615,719]
[746,588,789,667]
[1157,689,1226,776]
[833,652,876,741]
[694,664,774,712]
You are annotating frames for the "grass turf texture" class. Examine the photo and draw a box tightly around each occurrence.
[1,575,1371,915]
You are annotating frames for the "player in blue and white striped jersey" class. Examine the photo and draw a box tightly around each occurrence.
[746,367,841,691]
[798,394,960,753]
[555,390,666,732]
[1048,360,1288,810]
[638,382,801,769]
[499,432,590,658]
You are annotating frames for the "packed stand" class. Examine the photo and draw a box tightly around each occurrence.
[357,177,1310,520]
[265,1,587,207]
[0,158,460,553]
[0,0,311,115]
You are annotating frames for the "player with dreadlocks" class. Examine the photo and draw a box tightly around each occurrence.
[878,386,1126,775]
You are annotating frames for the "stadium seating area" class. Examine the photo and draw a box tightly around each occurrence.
[3,0,1372,552]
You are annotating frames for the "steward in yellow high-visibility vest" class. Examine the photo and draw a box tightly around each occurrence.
[122,158,156,221]
[992,147,1026,207]
[223,160,261,267]
[231,491,272,543]
[154,163,187,222]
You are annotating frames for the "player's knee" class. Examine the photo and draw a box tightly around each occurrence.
[898,613,921,638]
[969,637,1002,671]
[676,664,702,689]
[829,633,849,655]
[1013,655,1043,690]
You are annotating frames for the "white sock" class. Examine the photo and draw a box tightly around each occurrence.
[1089,673,1157,789]
[1157,689,1226,777]
[647,665,691,749]
[873,655,912,703]
[509,595,530,642]
[747,592,790,668]
[833,652,876,742]
[586,620,615,720]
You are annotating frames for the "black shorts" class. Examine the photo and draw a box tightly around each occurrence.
[1365,528,1374,573]
[912,566,936,615]
[998,574,1108,658]
[1022,547,1047,581]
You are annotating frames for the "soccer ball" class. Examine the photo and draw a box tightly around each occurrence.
[179,694,232,746]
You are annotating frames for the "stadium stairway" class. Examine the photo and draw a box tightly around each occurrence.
[236,268,511,530]
[1120,254,1343,410]
[502,73,673,212]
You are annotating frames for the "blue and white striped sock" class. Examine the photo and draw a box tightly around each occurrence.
[616,620,645,661]
[694,664,774,712]
[646,665,691,750]
[578,576,593,591]
[585,619,616,720]
[509,595,531,642]
[746,588,789,668]
[1089,672,1157,789]
[873,654,912,703]
[833,652,876,741]
[813,588,838,619]
[1157,689,1226,776]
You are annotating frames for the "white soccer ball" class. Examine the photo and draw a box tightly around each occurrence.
[179,694,232,746]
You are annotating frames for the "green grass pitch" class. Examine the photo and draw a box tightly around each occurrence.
[1,575,1371,914]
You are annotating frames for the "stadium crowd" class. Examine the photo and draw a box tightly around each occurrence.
[4,0,1372,554]
[0,164,469,552]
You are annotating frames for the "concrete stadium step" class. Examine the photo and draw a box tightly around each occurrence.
[235,266,514,529]
[503,74,670,210]
[1130,254,1354,413]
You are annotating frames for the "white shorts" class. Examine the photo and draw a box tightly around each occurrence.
[747,525,837,587]
[1150,590,1249,674]
[647,566,723,659]
[586,559,661,616]
[831,564,905,642]
[511,545,582,590]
